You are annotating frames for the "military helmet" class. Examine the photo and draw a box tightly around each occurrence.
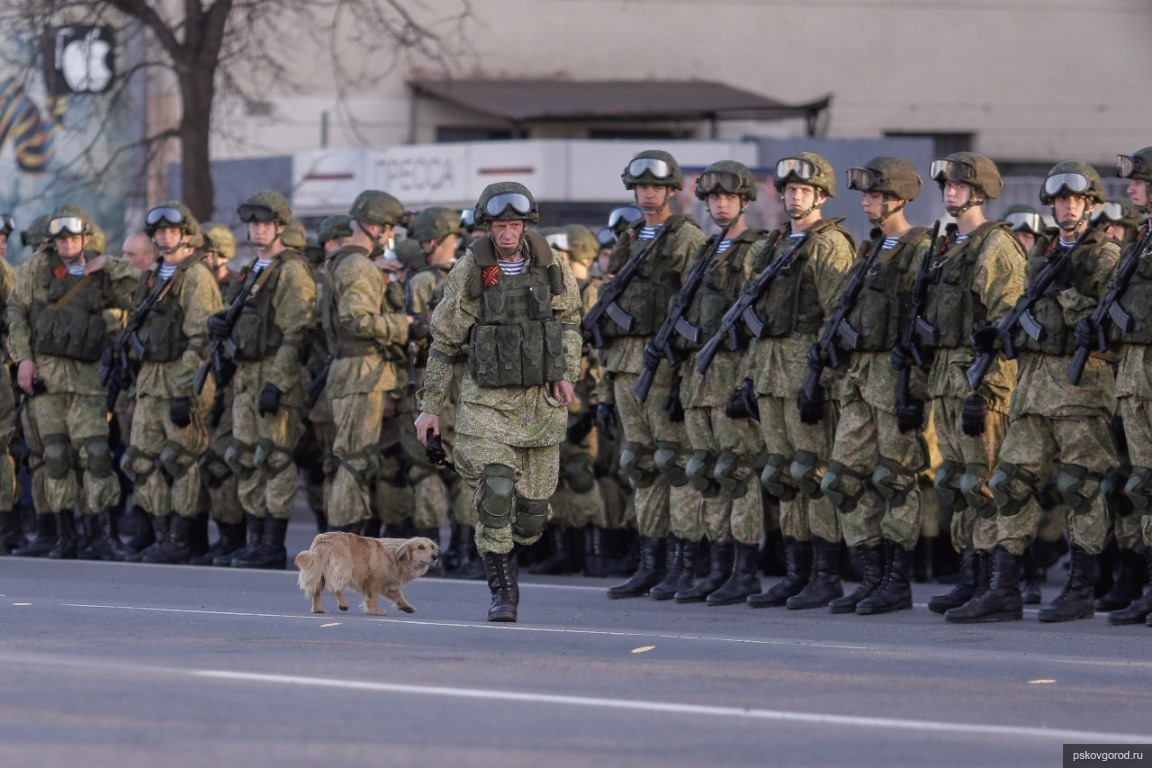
[1040,160,1104,205]
[621,149,684,191]
[1000,204,1045,236]
[348,189,405,228]
[411,206,460,244]
[89,222,106,254]
[144,200,201,240]
[459,208,477,233]
[846,157,922,201]
[238,190,292,226]
[280,218,308,249]
[695,160,757,201]
[201,223,237,260]
[47,203,95,237]
[1116,147,1152,183]
[563,224,598,265]
[0,213,13,237]
[395,238,426,272]
[773,152,836,196]
[1092,196,1142,229]
[303,237,324,265]
[317,214,355,245]
[929,152,1003,200]
[474,182,540,225]
[606,205,643,237]
[21,213,50,249]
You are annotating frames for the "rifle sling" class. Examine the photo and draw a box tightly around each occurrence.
[48,274,95,311]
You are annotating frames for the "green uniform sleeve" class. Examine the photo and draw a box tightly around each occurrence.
[175,264,224,396]
[268,258,316,392]
[102,256,141,311]
[812,229,855,312]
[552,255,583,383]
[422,253,479,412]
[7,255,44,364]
[338,256,409,346]
[973,229,1026,326]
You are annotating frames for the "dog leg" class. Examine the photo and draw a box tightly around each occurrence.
[336,590,349,611]
[364,592,386,616]
[386,587,416,614]
[310,593,325,613]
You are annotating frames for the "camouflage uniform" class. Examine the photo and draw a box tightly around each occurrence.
[0,256,21,551]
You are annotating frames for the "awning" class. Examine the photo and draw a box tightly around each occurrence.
[410,79,830,136]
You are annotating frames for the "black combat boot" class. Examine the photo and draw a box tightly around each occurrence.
[415,527,444,576]
[650,537,697,600]
[483,551,518,622]
[0,509,27,554]
[143,514,193,564]
[529,526,573,575]
[829,543,884,614]
[232,516,288,569]
[607,536,666,598]
[47,511,78,560]
[13,514,58,558]
[676,540,733,603]
[191,520,247,566]
[215,513,263,566]
[447,525,487,580]
[1020,549,1042,605]
[856,540,914,615]
[928,550,980,614]
[787,536,844,610]
[945,545,1023,623]
[747,537,811,608]
[706,542,762,606]
[1109,548,1152,625]
[1038,544,1097,623]
[362,518,383,538]
[78,509,132,561]
[582,525,609,577]
[124,514,171,563]
[75,514,103,561]
[1095,547,1146,612]
[312,509,329,534]
[122,506,155,555]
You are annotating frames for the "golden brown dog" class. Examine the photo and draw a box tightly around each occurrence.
[294,533,439,616]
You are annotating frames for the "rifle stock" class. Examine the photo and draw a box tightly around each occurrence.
[582,223,678,348]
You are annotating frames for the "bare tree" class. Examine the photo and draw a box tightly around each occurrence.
[0,0,471,220]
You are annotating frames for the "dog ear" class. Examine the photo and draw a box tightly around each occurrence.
[398,541,412,563]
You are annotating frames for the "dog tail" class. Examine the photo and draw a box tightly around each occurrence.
[295,551,322,595]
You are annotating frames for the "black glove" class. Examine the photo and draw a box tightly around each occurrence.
[725,378,761,421]
[664,379,685,423]
[896,398,925,433]
[207,311,232,340]
[169,396,192,428]
[806,343,824,374]
[890,342,912,371]
[970,325,999,355]
[1074,318,1097,351]
[642,342,662,372]
[257,382,282,416]
[208,392,226,428]
[961,394,987,437]
[797,385,825,425]
[594,402,617,442]
[408,316,430,340]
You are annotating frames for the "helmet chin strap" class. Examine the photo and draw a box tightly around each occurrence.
[786,193,824,221]
[1054,204,1092,234]
[869,198,906,227]
[711,201,747,229]
[636,188,672,216]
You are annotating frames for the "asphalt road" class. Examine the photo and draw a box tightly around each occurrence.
[1,535,1150,768]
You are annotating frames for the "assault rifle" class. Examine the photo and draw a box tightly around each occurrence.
[966,223,1097,391]
[581,219,680,349]
[799,229,887,406]
[1067,224,1152,385]
[693,229,786,374]
[633,225,730,403]
[305,354,334,410]
[894,220,942,426]
[98,274,174,410]
[192,270,258,395]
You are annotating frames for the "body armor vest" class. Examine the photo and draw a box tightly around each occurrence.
[30,252,112,362]
[921,222,1008,349]
[130,255,204,363]
[846,228,928,351]
[227,250,303,362]
[468,232,566,388]
[675,230,770,351]
[320,246,404,360]
[599,217,688,340]
[1116,226,1152,345]
[749,218,850,337]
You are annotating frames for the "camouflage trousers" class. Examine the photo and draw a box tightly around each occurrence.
[551,420,606,529]
[454,432,558,556]
[0,369,18,512]
[1118,396,1152,547]
[399,397,471,529]
[756,392,839,544]
[612,372,697,540]
[124,394,210,519]
[832,398,927,551]
[683,405,764,546]
[327,389,387,528]
[25,391,119,515]
[933,395,1007,554]
[996,412,1116,556]
[373,411,415,528]
[199,395,244,525]
[230,378,304,521]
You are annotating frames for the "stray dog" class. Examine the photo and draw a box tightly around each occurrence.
[294,533,439,616]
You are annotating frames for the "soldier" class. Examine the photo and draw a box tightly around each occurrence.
[1000,204,1046,256]
[415,182,582,622]
[818,157,933,614]
[208,190,316,569]
[896,153,1026,618]
[1092,196,1141,246]
[122,232,157,272]
[0,214,21,554]
[738,153,855,609]
[587,150,707,598]
[316,191,411,534]
[119,202,222,563]
[947,161,1119,623]
[7,204,139,559]
[1105,148,1152,625]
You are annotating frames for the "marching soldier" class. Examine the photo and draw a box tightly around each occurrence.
[1000,204,1047,257]
[415,182,582,622]
[0,214,21,554]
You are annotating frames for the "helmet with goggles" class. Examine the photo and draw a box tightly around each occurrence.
[238,190,292,226]
[144,201,200,240]
[411,207,460,244]
[695,160,757,201]
[317,214,355,245]
[1000,204,1046,235]
[21,214,50,249]
[1039,161,1104,205]
[606,205,643,237]
[846,157,921,201]
[474,182,539,225]
[563,224,598,265]
[773,152,835,197]
[201,223,236,260]
[621,150,684,191]
[1092,197,1142,229]
[1117,148,1152,183]
[47,203,94,238]
[929,152,1003,200]
[349,190,405,228]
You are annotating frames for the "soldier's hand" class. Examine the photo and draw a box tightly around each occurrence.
[16,359,37,395]
[961,394,987,437]
[806,343,824,373]
[408,315,430,340]
[642,342,662,372]
[970,325,999,355]
[797,385,825,425]
[414,412,440,446]
[257,383,282,416]
[896,399,925,433]
[1074,318,1097,351]
[594,402,617,442]
[889,342,912,371]
[552,380,575,407]
[207,311,232,340]
[169,397,192,428]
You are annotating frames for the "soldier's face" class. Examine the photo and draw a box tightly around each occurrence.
[860,191,887,221]
[491,220,525,257]
[707,192,742,226]
[1052,194,1089,231]
[55,233,85,261]
[783,183,819,216]
[248,220,280,249]
[1127,179,1148,209]
[153,226,185,257]
[634,184,671,214]
[942,181,976,213]
[1105,222,1129,243]
[1013,230,1037,252]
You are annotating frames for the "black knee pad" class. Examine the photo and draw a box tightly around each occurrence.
[43,434,71,480]
[477,464,516,528]
[959,463,995,518]
[654,441,688,487]
[512,497,550,538]
[760,453,796,501]
[1124,466,1152,514]
[790,450,825,499]
[82,437,113,478]
[821,460,867,513]
[685,450,719,498]
[714,451,751,499]
[933,460,965,514]
[871,457,915,507]
[988,462,1037,516]
[619,442,656,489]
[562,455,597,494]
[1055,462,1102,516]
